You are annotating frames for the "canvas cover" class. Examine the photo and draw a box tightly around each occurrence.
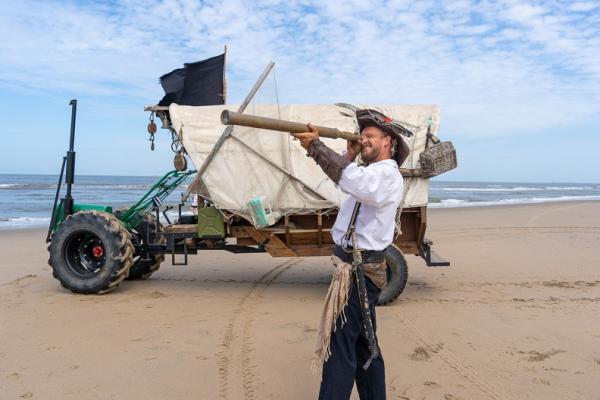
[170,104,439,225]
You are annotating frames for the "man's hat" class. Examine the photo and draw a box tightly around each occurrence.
[356,108,412,166]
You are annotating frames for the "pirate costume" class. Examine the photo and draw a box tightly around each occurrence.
[305,109,409,400]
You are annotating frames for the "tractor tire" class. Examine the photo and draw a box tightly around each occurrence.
[113,209,165,280]
[48,210,134,294]
[377,244,408,306]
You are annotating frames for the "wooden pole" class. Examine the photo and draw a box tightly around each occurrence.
[183,61,276,200]
[222,45,227,104]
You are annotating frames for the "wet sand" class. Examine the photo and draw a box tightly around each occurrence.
[1,201,599,399]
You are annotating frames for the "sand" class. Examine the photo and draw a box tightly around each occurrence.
[1,201,599,400]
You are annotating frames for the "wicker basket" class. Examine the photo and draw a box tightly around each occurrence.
[419,141,457,178]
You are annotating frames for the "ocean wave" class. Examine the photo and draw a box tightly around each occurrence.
[430,195,600,208]
[438,199,467,204]
[0,211,194,230]
[0,183,29,189]
[0,183,59,190]
[0,216,51,229]
[440,187,544,192]
[544,186,595,191]
[78,184,152,190]
[0,183,153,190]
[439,186,599,192]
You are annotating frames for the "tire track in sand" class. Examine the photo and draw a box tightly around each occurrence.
[216,258,301,399]
[391,306,514,400]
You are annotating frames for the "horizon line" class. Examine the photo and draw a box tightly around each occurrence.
[0,173,598,186]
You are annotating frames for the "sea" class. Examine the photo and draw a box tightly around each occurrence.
[1,174,600,230]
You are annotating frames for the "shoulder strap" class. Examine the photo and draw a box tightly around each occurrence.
[343,200,362,244]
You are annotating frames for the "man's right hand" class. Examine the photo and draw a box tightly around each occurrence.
[345,139,361,161]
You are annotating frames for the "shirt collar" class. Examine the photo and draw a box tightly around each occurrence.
[367,158,398,167]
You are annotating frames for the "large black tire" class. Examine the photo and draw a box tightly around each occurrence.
[377,244,408,306]
[48,211,134,294]
[113,209,165,280]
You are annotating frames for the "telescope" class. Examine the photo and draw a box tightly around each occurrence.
[220,110,359,141]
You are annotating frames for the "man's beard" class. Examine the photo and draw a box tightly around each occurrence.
[361,145,380,163]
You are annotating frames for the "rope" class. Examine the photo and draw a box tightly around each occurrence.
[273,67,281,120]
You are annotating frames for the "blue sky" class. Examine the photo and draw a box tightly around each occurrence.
[0,0,598,182]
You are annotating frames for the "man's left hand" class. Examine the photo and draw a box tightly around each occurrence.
[291,123,320,150]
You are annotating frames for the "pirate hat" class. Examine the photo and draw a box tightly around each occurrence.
[356,108,412,166]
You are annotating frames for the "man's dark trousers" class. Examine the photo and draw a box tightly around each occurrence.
[318,275,385,400]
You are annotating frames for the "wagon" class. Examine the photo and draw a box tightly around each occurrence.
[47,63,453,305]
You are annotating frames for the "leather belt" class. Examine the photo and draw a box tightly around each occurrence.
[333,244,385,264]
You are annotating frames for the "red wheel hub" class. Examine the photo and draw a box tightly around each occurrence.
[92,245,104,258]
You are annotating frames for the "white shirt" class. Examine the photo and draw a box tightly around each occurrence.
[331,159,404,251]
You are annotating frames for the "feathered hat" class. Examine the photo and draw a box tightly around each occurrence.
[355,108,412,166]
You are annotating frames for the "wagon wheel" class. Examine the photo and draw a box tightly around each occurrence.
[47,211,134,294]
[377,244,408,305]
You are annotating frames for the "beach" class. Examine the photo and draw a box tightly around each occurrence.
[1,201,599,399]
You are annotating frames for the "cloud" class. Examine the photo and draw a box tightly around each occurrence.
[568,2,598,12]
[0,0,598,138]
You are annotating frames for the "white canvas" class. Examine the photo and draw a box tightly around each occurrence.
[169,104,439,226]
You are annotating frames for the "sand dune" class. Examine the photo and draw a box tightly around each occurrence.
[1,201,599,399]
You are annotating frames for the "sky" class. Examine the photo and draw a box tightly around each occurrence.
[0,0,598,182]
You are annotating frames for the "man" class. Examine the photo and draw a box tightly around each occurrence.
[292,109,409,400]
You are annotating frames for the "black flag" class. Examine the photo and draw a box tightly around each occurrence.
[158,53,225,106]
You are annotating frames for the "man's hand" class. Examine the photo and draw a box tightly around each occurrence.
[345,138,361,161]
[291,123,320,150]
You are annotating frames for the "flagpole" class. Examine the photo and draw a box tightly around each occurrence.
[223,45,228,105]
